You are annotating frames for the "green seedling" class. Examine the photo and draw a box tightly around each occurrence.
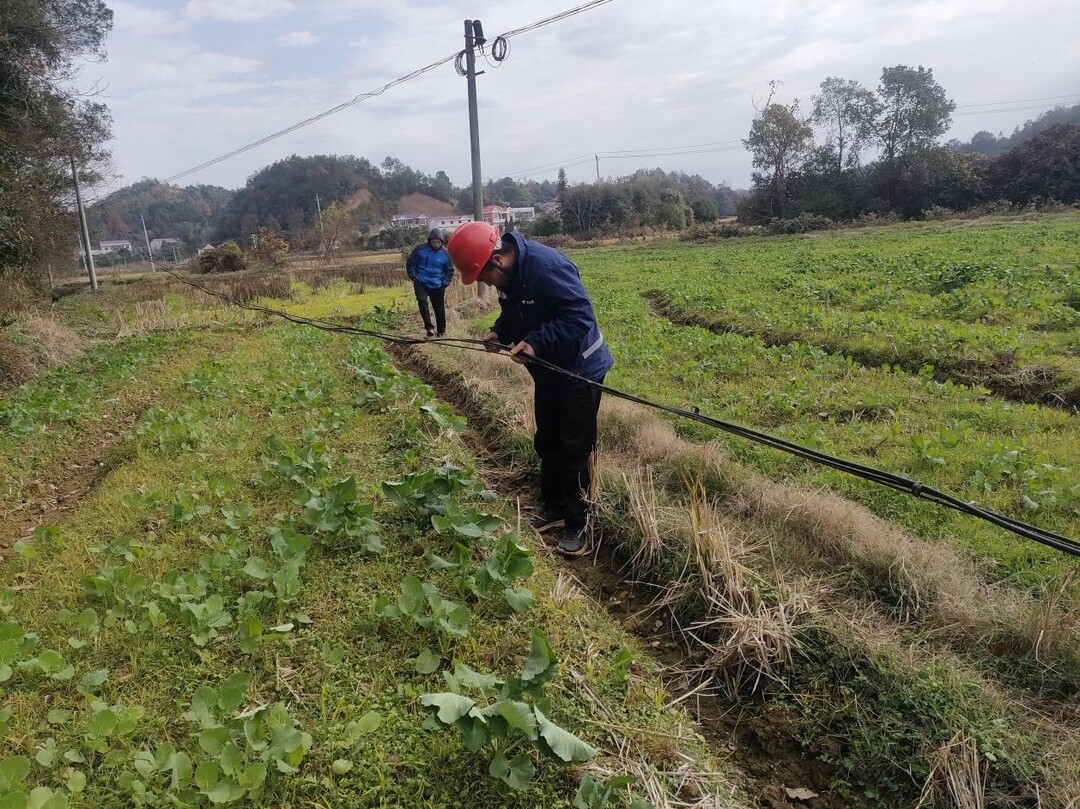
[574,774,653,809]
[182,673,312,803]
[420,631,597,792]
[373,576,469,653]
[302,476,384,553]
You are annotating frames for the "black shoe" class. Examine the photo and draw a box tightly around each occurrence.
[528,508,565,533]
[436,331,446,338]
[557,525,589,557]
[425,328,435,338]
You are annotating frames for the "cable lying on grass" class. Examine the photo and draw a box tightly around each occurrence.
[158,268,1080,558]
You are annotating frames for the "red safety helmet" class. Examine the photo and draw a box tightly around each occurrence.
[446,221,500,284]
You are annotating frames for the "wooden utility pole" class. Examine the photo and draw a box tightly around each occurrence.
[463,19,487,297]
[70,156,98,290]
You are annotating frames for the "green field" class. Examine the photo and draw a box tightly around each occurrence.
[577,215,1080,588]
[2,215,1079,808]
[0,285,734,807]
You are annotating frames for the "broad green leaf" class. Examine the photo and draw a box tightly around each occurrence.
[331,759,353,775]
[534,708,597,763]
[240,762,266,790]
[184,687,217,727]
[521,631,556,683]
[194,761,220,791]
[493,700,537,739]
[503,586,535,613]
[489,750,535,792]
[34,738,57,768]
[419,693,475,725]
[64,771,86,793]
[438,604,469,638]
[198,727,230,756]
[26,786,68,809]
[0,756,30,792]
[86,708,118,738]
[413,648,440,674]
[171,752,193,791]
[242,557,272,580]
[217,672,251,714]
[219,743,243,776]
[204,779,246,804]
[451,664,499,691]
[397,576,425,617]
[456,715,488,752]
[79,669,108,692]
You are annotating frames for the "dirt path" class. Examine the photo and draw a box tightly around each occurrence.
[389,343,830,809]
[0,400,155,561]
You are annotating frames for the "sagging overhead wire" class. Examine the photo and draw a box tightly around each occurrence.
[158,267,1080,559]
[163,0,618,184]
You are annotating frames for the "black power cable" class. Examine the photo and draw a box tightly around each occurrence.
[159,268,1080,559]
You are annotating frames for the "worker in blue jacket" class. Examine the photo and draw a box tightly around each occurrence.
[446,221,614,556]
[406,228,454,337]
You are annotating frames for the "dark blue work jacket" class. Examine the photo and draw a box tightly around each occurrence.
[406,244,453,289]
[490,232,614,382]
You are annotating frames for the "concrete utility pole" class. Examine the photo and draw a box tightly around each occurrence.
[463,19,487,297]
[315,193,326,250]
[141,214,155,271]
[70,155,98,290]
[595,154,600,183]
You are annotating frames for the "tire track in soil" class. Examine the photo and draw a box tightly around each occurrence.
[0,399,156,562]
[388,343,831,809]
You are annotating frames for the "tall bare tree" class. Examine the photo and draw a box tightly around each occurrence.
[812,76,877,173]
[743,83,814,218]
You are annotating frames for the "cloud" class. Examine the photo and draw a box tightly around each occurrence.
[276,31,318,47]
[185,0,295,23]
[108,0,189,37]
[98,0,1080,191]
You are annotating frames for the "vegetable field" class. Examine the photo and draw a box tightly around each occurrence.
[2,213,1078,808]
[1,282,731,807]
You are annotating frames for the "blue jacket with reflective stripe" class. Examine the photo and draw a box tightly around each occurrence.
[406,243,453,289]
[490,232,614,382]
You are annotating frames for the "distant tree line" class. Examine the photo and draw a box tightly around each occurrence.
[946,104,1080,157]
[740,68,1079,223]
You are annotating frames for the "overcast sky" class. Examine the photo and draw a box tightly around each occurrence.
[89,0,1080,194]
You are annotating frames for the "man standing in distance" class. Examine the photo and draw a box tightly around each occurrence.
[446,221,613,556]
[406,228,453,338]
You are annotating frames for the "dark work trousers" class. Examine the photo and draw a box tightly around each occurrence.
[532,371,604,530]
[413,281,446,333]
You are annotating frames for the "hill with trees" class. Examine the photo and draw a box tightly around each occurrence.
[85,180,233,250]
[947,103,1080,157]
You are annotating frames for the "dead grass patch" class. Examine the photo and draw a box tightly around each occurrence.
[0,313,84,388]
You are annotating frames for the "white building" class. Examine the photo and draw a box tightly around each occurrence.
[99,239,132,252]
[508,206,536,223]
[428,214,473,233]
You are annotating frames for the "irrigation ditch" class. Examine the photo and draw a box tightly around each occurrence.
[387,332,1080,809]
[644,290,1080,412]
[390,342,860,809]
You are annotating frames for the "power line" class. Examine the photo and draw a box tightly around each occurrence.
[955,93,1079,109]
[162,0,619,185]
[498,0,616,39]
[164,52,459,184]
[954,103,1075,117]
